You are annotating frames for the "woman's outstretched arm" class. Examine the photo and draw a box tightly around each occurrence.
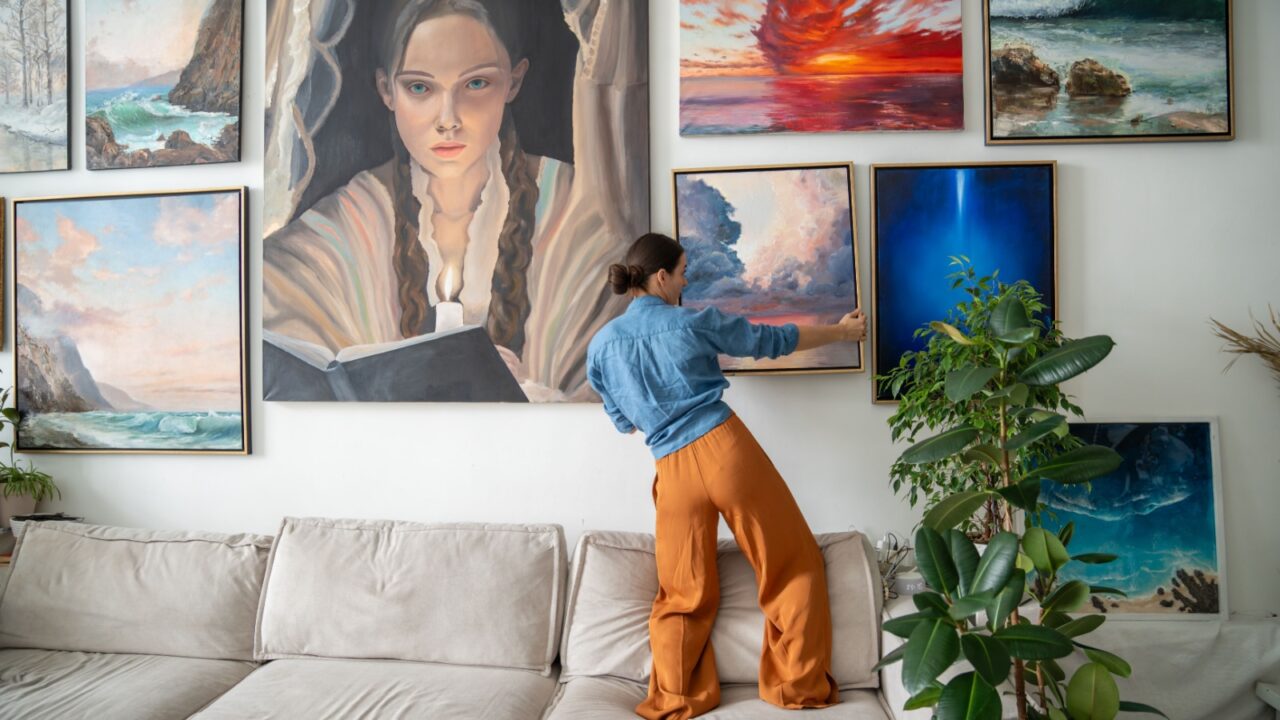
[795,309,866,352]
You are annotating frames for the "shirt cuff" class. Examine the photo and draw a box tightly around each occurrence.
[781,323,800,356]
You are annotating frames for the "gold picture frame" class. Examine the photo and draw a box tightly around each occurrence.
[870,161,1059,404]
[12,187,250,455]
[671,161,865,376]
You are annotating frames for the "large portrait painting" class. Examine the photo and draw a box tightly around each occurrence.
[1041,421,1226,618]
[263,0,649,402]
[674,163,862,374]
[85,0,243,169]
[13,189,249,454]
[0,0,69,174]
[985,0,1233,144]
[679,0,963,135]
[872,161,1056,402]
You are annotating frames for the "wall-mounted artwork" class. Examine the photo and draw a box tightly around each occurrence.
[262,0,649,403]
[85,0,242,169]
[985,0,1234,144]
[1041,421,1226,618]
[680,0,963,135]
[13,189,249,454]
[674,163,862,374]
[0,0,69,174]
[872,162,1056,402]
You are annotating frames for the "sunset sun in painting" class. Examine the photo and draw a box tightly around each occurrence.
[680,0,963,134]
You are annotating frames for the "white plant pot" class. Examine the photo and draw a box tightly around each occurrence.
[0,492,37,531]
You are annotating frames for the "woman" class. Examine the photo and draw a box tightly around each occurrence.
[263,0,641,401]
[587,233,867,719]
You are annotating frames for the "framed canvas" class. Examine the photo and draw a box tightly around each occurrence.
[0,0,69,174]
[1040,420,1227,619]
[85,0,242,169]
[871,161,1057,402]
[673,163,863,375]
[13,189,249,454]
[679,0,962,135]
[984,0,1234,144]
[262,0,649,403]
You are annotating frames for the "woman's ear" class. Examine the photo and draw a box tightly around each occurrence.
[507,58,530,103]
[376,68,395,111]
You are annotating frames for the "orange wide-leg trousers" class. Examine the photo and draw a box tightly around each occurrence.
[635,413,839,720]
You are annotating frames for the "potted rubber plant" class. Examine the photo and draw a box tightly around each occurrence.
[875,265,1166,720]
[0,383,59,531]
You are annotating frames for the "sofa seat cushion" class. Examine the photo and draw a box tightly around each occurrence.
[544,677,890,719]
[0,648,255,720]
[191,658,559,720]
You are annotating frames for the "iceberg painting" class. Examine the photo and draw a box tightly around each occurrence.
[85,0,242,169]
[1041,421,1225,617]
[13,189,248,453]
[0,0,69,174]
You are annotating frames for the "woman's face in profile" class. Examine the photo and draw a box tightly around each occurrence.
[379,14,528,180]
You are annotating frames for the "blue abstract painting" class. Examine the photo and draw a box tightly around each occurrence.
[1041,422,1223,617]
[872,162,1055,401]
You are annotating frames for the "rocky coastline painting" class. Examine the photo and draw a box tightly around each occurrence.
[14,190,248,453]
[85,0,242,169]
[0,0,68,174]
[674,164,862,373]
[1042,421,1225,617]
[985,0,1233,143]
[680,0,963,135]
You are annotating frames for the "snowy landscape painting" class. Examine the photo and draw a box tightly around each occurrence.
[85,0,242,169]
[0,0,68,174]
[14,190,248,453]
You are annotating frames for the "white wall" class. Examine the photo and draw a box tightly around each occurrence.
[2,0,1277,616]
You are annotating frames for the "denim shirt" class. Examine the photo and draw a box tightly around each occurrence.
[586,295,799,459]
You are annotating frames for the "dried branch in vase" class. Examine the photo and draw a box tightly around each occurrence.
[1210,306,1280,389]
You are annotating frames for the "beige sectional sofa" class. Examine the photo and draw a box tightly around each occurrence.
[0,518,893,719]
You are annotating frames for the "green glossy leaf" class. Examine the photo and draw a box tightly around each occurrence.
[903,618,961,695]
[1057,614,1106,638]
[871,642,907,672]
[946,367,1000,403]
[1040,610,1069,629]
[1077,643,1133,678]
[884,611,941,639]
[1041,658,1067,682]
[986,383,1029,406]
[987,569,1025,631]
[1007,414,1066,451]
[1027,446,1124,484]
[1023,528,1070,578]
[992,625,1074,660]
[1042,580,1091,615]
[1058,521,1075,547]
[936,672,1002,720]
[961,634,1011,686]
[1073,553,1118,564]
[990,294,1030,338]
[963,444,1004,468]
[902,426,980,465]
[932,321,976,346]
[1019,336,1117,387]
[1049,707,1069,720]
[996,478,1041,512]
[996,326,1039,346]
[1117,701,1169,718]
[1090,586,1128,597]
[904,685,943,710]
[1,408,19,424]
[970,532,1019,596]
[915,527,960,596]
[947,529,980,597]
[915,591,950,615]
[1067,663,1120,720]
[926,492,993,534]
[949,593,994,622]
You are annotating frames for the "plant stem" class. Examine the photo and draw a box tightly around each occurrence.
[998,362,1028,720]
[1036,664,1047,711]
[1014,658,1028,720]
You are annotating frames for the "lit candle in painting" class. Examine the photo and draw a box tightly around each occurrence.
[435,266,464,332]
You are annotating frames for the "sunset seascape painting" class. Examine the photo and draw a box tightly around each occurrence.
[680,0,963,135]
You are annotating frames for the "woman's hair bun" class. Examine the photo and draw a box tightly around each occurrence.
[607,263,632,295]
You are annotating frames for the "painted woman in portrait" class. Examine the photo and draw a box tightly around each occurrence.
[263,0,648,402]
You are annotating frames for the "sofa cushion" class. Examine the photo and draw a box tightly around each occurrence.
[544,676,891,719]
[0,522,272,660]
[559,530,882,689]
[255,517,567,674]
[190,657,559,720]
[0,648,255,720]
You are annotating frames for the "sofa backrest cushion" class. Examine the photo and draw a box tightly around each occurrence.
[559,529,882,688]
[0,522,272,661]
[255,517,566,675]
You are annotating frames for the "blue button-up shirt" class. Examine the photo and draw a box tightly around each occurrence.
[586,295,799,459]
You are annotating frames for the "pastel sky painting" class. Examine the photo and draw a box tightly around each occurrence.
[677,166,857,319]
[85,0,211,90]
[16,192,243,411]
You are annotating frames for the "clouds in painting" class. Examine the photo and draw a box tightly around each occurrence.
[16,193,242,410]
[84,0,210,89]
[677,167,856,316]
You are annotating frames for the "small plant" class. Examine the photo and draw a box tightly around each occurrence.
[0,384,59,504]
[875,263,1165,720]
[1210,305,1280,390]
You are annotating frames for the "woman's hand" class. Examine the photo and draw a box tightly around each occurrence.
[838,308,866,342]
[794,308,867,352]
